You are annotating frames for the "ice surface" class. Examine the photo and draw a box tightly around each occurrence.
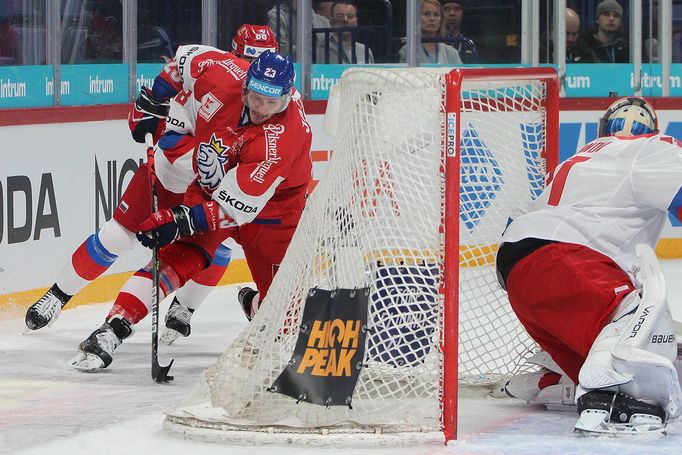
[3,261,682,455]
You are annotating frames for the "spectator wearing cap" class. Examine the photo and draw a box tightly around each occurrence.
[316,1,374,64]
[441,1,478,63]
[399,0,462,65]
[583,0,628,63]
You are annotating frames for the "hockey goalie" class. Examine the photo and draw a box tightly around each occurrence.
[495,96,682,435]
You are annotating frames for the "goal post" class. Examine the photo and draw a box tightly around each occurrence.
[442,67,560,440]
[164,66,559,445]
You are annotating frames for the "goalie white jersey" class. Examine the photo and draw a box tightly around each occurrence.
[502,134,682,278]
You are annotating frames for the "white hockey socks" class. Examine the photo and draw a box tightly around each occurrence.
[56,219,137,296]
[495,351,575,409]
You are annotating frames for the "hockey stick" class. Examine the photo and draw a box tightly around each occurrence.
[145,132,174,383]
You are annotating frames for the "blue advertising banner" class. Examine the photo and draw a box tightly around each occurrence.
[639,64,682,97]
[136,63,164,92]
[2,62,682,108]
[563,63,632,97]
[60,64,128,106]
[307,63,682,100]
[0,65,53,108]
[311,64,349,100]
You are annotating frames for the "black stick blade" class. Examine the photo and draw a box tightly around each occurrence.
[152,358,175,383]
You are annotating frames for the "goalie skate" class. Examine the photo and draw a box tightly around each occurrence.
[574,391,667,436]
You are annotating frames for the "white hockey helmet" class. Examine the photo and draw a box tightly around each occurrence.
[597,96,658,138]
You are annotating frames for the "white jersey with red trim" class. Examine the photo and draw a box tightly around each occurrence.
[152,45,247,194]
[501,134,682,277]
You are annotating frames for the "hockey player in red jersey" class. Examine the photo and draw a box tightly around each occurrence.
[496,97,682,435]
[68,49,312,371]
[25,26,279,346]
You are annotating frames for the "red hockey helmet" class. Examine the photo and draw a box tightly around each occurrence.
[232,24,279,61]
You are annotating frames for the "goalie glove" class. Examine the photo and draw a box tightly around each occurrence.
[129,86,170,143]
[137,201,233,248]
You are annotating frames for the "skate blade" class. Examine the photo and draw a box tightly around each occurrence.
[160,328,182,346]
[575,410,666,437]
[68,351,105,372]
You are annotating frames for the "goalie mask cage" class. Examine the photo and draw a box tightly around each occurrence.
[164,67,559,445]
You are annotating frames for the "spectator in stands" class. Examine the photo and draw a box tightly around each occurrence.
[583,0,628,63]
[540,8,598,63]
[644,37,658,63]
[399,0,462,65]
[0,13,18,65]
[441,1,478,63]
[86,9,123,62]
[267,0,331,59]
[137,8,175,63]
[314,1,334,20]
[316,1,374,64]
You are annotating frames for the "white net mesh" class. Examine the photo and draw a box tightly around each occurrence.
[165,67,553,441]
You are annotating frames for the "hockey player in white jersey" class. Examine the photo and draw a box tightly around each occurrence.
[496,96,682,435]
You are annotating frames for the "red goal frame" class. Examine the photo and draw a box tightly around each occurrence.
[441,67,560,441]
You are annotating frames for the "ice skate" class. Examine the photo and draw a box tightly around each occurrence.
[574,390,667,436]
[69,316,133,372]
[160,297,194,346]
[24,284,71,331]
[490,351,576,411]
[238,286,259,321]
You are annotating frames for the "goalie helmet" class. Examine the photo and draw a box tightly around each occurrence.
[598,97,658,138]
[232,24,279,61]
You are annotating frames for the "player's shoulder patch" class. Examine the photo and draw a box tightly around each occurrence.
[198,92,223,122]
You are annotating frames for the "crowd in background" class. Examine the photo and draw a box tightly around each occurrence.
[0,0,677,67]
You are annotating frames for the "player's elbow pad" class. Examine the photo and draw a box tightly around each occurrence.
[211,170,283,225]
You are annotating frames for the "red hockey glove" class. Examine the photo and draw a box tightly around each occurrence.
[129,87,170,143]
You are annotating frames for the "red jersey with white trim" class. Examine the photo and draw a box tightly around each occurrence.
[207,91,313,224]
[171,44,312,224]
[501,134,682,277]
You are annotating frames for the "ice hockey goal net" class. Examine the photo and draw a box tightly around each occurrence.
[164,67,559,445]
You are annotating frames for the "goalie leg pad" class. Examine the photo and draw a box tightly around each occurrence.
[578,291,639,391]
[579,244,682,420]
[612,244,681,419]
